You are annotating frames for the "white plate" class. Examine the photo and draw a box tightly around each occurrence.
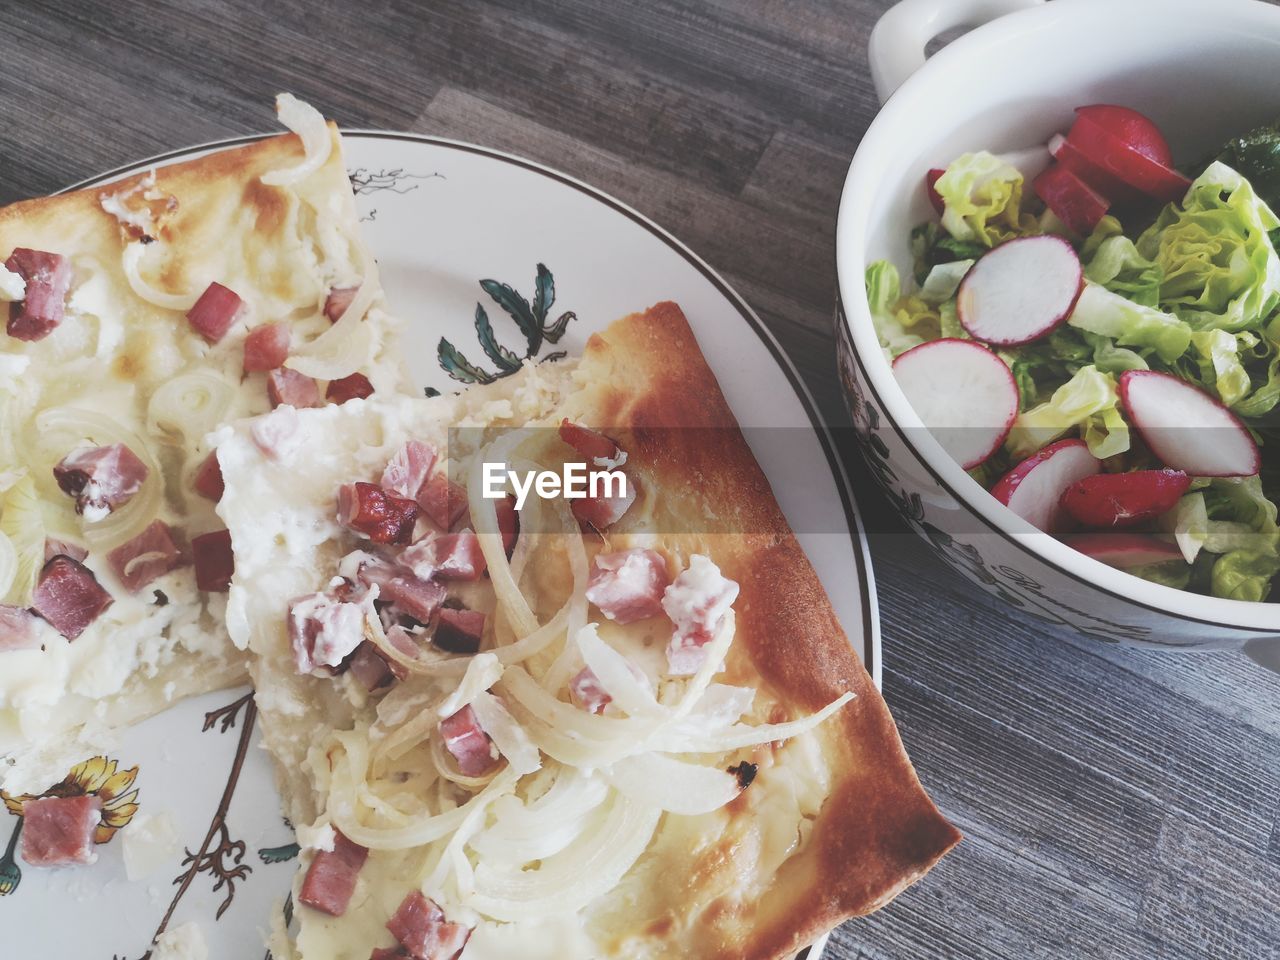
[3,133,879,959]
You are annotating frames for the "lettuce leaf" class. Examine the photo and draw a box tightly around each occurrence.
[1079,330,1149,374]
[1211,549,1280,602]
[1068,282,1193,364]
[933,152,1039,248]
[918,260,973,304]
[1167,476,1280,600]
[1083,220,1164,308]
[865,261,944,357]
[1211,120,1280,213]
[1006,365,1130,460]
[1232,338,1280,418]
[1189,328,1256,406]
[1136,161,1280,332]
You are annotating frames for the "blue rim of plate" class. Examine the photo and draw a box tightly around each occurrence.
[63,130,880,959]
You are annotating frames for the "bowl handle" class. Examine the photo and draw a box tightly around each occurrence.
[869,0,1046,102]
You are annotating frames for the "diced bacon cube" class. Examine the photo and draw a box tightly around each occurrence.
[569,666,611,715]
[433,608,485,654]
[106,520,183,593]
[338,482,419,545]
[267,367,322,409]
[416,474,466,531]
[20,795,102,866]
[439,705,499,777]
[192,450,225,502]
[43,538,87,563]
[243,321,290,372]
[187,281,244,344]
[495,494,519,555]
[349,641,393,691]
[53,443,149,521]
[324,286,359,323]
[0,604,40,652]
[401,530,485,582]
[356,558,445,625]
[30,555,113,640]
[298,829,369,917]
[251,405,301,461]
[663,555,739,675]
[192,529,234,592]
[571,477,638,531]
[370,948,405,960]
[327,372,375,405]
[5,248,71,342]
[385,624,421,661]
[288,592,366,674]
[585,549,670,624]
[350,628,419,690]
[559,419,623,464]
[386,891,471,960]
[381,441,437,500]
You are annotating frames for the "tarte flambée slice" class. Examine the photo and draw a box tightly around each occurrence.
[0,96,407,794]
[217,303,959,959]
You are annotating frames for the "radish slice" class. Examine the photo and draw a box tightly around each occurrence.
[1067,116,1190,204]
[991,438,1102,533]
[925,168,946,215]
[892,338,1018,470]
[1033,163,1110,236]
[1061,532,1184,569]
[1118,371,1261,478]
[957,236,1084,346]
[1059,469,1191,529]
[1074,105,1173,166]
[1049,134,1144,206]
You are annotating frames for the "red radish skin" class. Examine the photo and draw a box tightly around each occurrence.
[1074,105,1173,166]
[956,236,1084,346]
[1118,371,1260,478]
[892,338,1018,470]
[1033,163,1110,235]
[1067,116,1190,204]
[1049,134,1144,205]
[992,439,1103,533]
[925,168,946,215]
[1061,532,1184,569]
[1059,469,1191,529]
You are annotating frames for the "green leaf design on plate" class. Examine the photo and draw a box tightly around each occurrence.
[481,278,542,356]
[532,262,555,326]
[475,304,523,373]
[544,310,575,344]
[435,265,578,387]
[438,337,497,385]
[257,841,300,864]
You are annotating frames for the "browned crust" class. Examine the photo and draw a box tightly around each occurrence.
[0,126,335,300]
[571,302,960,956]
[0,126,313,233]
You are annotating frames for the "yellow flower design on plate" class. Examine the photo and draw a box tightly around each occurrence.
[2,756,140,843]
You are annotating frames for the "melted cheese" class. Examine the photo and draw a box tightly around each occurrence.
[218,366,846,959]
[0,119,407,794]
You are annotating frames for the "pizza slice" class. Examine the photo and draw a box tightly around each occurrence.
[217,302,958,959]
[0,96,407,795]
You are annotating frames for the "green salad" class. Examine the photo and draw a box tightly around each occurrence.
[868,106,1280,603]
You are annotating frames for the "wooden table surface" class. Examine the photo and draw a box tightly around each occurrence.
[4,2,1280,958]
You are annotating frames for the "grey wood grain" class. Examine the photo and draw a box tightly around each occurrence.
[2,1,1280,958]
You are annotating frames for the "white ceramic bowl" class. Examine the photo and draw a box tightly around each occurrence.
[835,0,1280,663]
